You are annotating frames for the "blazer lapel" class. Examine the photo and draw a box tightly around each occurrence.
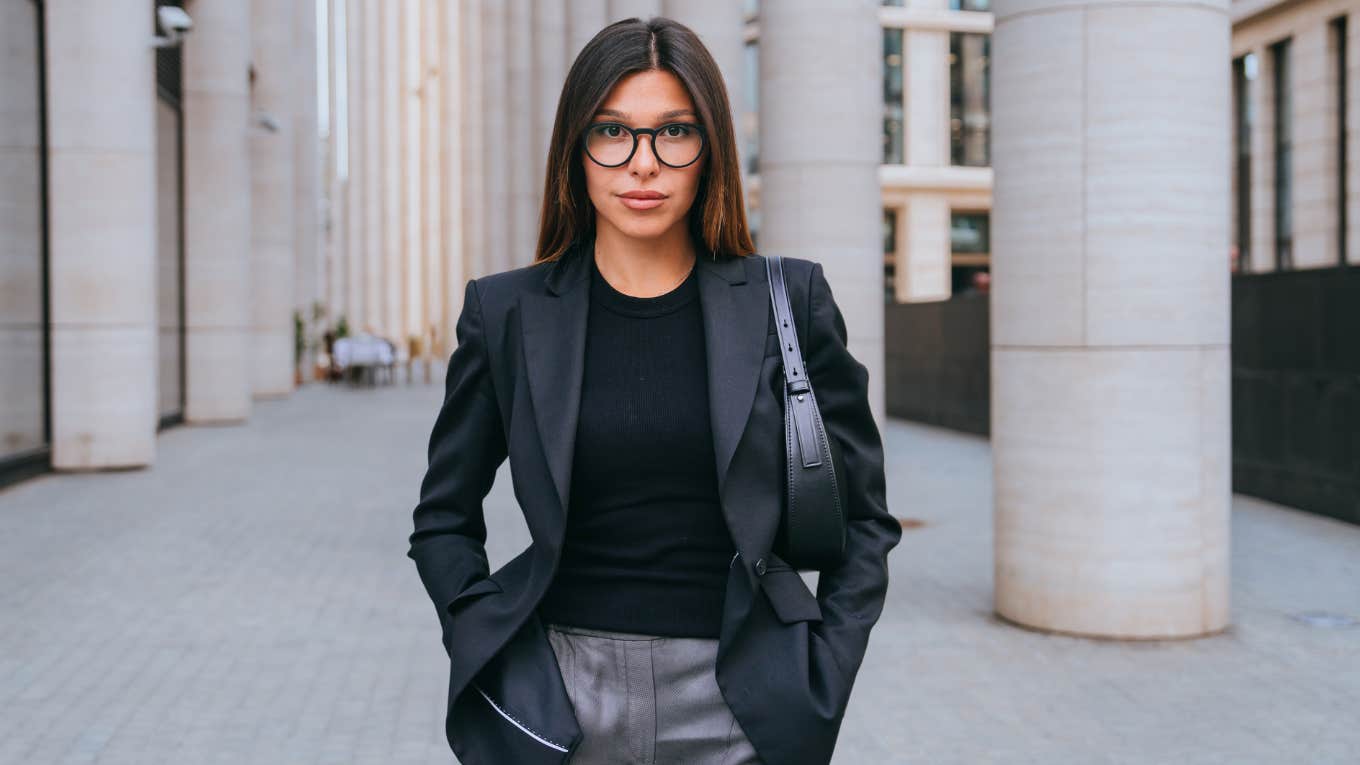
[519,238,769,542]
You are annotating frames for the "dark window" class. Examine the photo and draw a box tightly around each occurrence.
[884,208,898,303]
[884,29,904,165]
[951,212,990,295]
[1333,16,1349,266]
[950,32,990,167]
[1271,38,1292,270]
[1232,54,1256,273]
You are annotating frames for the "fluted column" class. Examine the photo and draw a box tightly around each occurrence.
[294,0,321,381]
[345,0,365,329]
[325,0,347,327]
[507,0,534,269]
[567,0,609,63]
[401,0,420,344]
[990,0,1231,638]
[361,0,382,335]
[440,0,466,356]
[45,0,157,467]
[460,1,486,280]
[250,0,297,397]
[482,0,509,274]
[381,0,403,340]
[759,0,885,424]
[183,0,252,422]
[532,0,568,229]
[421,0,443,360]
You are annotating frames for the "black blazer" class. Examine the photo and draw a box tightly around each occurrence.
[407,238,902,765]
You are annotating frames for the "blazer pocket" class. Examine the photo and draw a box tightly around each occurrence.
[760,566,823,624]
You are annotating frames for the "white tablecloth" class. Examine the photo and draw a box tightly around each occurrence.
[332,335,394,367]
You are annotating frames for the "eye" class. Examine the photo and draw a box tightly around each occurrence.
[662,124,696,137]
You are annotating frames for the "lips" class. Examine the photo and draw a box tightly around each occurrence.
[618,191,666,211]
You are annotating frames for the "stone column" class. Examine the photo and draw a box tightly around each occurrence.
[482,0,509,274]
[250,0,297,397]
[325,0,347,328]
[460,1,486,280]
[567,0,609,63]
[662,0,745,178]
[532,0,568,227]
[441,0,466,355]
[345,0,365,329]
[362,0,383,335]
[990,0,1231,638]
[508,0,534,269]
[294,0,321,381]
[183,1,252,422]
[609,0,661,23]
[1293,23,1340,269]
[401,0,420,345]
[897,4,951,301]
[382,0,403,340]
[421,0,443,366]
[44,0,157,467]
[759,0,885,425]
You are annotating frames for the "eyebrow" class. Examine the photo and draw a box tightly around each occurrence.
[593,108,698,122]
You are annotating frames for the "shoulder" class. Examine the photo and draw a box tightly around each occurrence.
[466,259,554,316]
[745,253,828,315]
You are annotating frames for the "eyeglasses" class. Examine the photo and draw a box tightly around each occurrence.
[582,121,707,168]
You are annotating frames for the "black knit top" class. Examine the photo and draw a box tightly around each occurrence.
[536,254,734,637]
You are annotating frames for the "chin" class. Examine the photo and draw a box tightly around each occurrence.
[609,216,676,241]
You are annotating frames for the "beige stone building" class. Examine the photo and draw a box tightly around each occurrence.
[2,0,322,479]
[4,0,1355,640]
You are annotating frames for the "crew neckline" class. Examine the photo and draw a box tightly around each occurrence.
[589,255,699,318]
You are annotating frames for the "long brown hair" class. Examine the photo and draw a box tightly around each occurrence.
[533,16,755,264]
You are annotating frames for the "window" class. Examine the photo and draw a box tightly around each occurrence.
[884,208,898,303]
[1333,16,1349,266]
[1271,38,1292,270]
[884,29,904,165]
[1232,53,1256,273]
[951,212,990,295]
[950,32,990,167]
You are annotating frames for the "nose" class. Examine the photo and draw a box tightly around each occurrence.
[629,133,660,177]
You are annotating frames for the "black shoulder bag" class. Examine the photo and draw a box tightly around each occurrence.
[764,255,848,571]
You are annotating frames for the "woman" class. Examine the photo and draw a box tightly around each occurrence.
[407,16,901,765]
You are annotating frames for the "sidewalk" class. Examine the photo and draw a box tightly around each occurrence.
[0,382,1355,764]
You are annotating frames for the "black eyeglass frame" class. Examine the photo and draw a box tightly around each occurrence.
[581,121,708,169]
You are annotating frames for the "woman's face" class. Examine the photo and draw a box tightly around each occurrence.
[582,69,707,243]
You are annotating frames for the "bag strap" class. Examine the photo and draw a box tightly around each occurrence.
[766,255,822,469]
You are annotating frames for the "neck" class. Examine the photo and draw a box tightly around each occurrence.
[591,220,698,298]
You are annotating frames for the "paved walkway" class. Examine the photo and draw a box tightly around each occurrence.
[1,380,1356,764]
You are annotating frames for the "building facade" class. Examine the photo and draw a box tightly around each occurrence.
[0,0,322,488]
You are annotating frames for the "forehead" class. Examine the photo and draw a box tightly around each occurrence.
[595,70,696,122]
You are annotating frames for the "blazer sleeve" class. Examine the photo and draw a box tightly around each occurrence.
[803,261,903,702]
[406,278,509,643]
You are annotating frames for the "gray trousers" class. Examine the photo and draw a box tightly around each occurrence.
[545,622,763,765]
